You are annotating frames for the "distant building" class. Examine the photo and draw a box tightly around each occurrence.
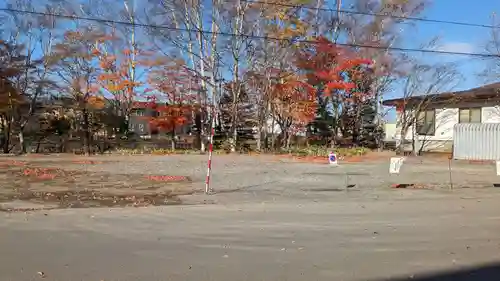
[128,101,192,137]
[384,123,396,141]
[383,82,500,153]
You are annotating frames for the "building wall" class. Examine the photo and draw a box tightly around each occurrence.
[384,123,397,141]
[395,103,500,152]
[482,106,500,123]
[265,117,306,137]
[128,107,192,136]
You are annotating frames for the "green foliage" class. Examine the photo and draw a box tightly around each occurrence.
[336,147,369,157]
[283,145,369,157]
[307,94,335,140]
[113,148,227,155]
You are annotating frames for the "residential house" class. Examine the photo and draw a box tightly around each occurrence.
[384,123,397,142]
[382,82,500,153]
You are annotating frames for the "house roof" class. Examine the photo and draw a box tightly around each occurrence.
[382,82,500,107]
[131,101,163,109]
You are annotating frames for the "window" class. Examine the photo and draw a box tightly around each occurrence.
[416,109,435,136]
[459,108,481,123]
[132,109,145,117]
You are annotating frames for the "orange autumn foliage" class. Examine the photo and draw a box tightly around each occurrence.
[96,48,142,105]
[51,30,112,112]
[87,95,106,109]
[252,0,311,41]
[271,74,317,134]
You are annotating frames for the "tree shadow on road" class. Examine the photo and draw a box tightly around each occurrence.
[376,262,500,281]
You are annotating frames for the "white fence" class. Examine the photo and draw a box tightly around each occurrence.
[453,123,500,160]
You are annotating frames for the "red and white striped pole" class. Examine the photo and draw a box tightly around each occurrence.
[205,107,216,194]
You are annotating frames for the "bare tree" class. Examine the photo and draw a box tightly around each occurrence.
[341,0,430,148]
[481,13,500,82]
[396,61,462,155]
[0,41,26,153]
[2,0,60,153]
[49,29,108,155]
[225,0,249,152]
[215,0,271,152]
[244,0,316,150]
[55,0,148,135]
[146,0,224,152]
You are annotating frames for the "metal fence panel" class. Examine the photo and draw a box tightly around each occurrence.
[453,123,500,160]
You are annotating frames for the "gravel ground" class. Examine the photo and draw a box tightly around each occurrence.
[2,153,499,206]
[1,154,500,280]
[0,156,194,210]
[12,152,500,193]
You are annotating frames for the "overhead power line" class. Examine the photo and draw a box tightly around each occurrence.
[239,0,496,29]
[0,7,497,58]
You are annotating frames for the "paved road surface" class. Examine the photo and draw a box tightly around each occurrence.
[2,189,500,281]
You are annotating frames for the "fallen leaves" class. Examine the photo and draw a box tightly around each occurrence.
[0,160,27,167]
[23,168,58,180]
[42,190,184,208]
[0,160,194,211]
[145,175,190,182]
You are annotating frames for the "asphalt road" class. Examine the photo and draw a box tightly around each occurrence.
[2,188,500,281]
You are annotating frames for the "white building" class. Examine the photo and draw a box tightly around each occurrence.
[382,82,500,153]
[384,123,397,142]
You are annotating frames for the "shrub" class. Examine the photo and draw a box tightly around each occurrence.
[285,146,369,157]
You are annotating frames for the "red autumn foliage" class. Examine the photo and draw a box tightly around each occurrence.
[296,36,373,99]
[394,100,408,113]
[146,58,199,133]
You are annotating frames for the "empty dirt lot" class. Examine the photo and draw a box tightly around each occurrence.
[1,154,500,280]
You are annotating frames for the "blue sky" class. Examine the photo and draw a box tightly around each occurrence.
[398,0,500,92]
[1,0,498,111]
[376,0,500,121]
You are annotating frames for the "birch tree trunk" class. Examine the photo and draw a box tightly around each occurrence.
[82,107,91,156]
